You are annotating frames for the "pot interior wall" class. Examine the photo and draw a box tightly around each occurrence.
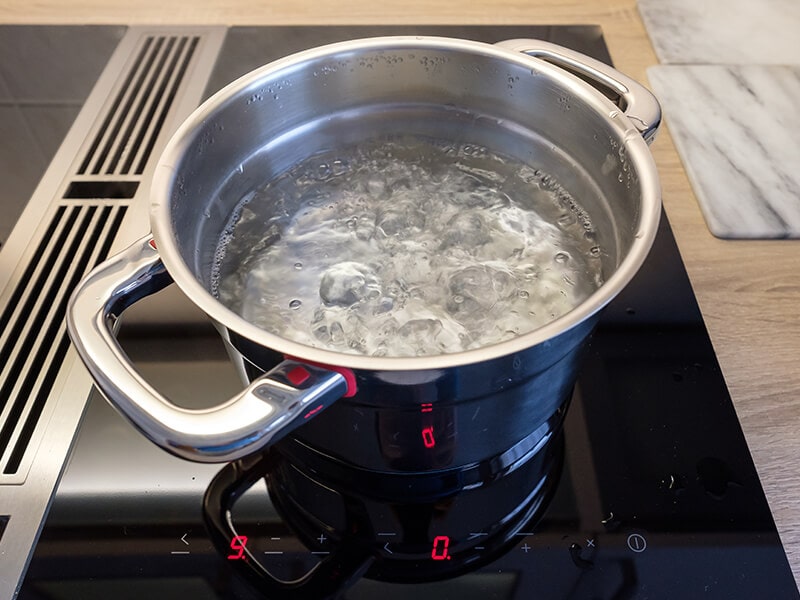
[165,40,643,295]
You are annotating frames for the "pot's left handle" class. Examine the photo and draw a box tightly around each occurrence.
[66,235,349,463]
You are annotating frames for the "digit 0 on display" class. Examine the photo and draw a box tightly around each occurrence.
[422,425,436,448]
[431,535,451,561]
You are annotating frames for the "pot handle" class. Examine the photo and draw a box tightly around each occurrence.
[496,39,661,145]
[66,235,348,463]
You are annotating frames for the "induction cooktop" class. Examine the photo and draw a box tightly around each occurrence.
[0,24,797,600]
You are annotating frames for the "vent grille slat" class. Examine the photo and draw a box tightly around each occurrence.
[105,36,177,175]
[0,205,127,475]
[0,206,67,339]
[76,36,155,176]
[123,36,189,174]
[1,337,71,476]
[134,36,199,175]
[90,36,165,176]
[0,207,80,385]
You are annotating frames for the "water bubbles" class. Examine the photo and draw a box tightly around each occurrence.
[365,175,387,197]
[441,212,491,248]
[375,297,394,314]
[447,266,494,314]
[329,321,345,345]
[376,202,425,235]
[313,324,330,342]
[315,162,332,179]
[398,318,442,340]
[319,262,380,308]
[459,143,487,158]
[214,134,604,357]
[557,213,577,227]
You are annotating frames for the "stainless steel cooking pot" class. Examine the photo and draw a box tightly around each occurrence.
[66,37,661,464]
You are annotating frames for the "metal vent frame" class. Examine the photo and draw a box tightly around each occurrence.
[0,29,210,485]
[0,26,226,599]
[0,203,128,480]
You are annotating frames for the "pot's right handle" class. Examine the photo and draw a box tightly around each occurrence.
[496,39,661,145]
[66,235,349,463]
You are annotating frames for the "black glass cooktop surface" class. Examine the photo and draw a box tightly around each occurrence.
[10,25,800,600]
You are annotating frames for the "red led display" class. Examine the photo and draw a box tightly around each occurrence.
[227,535,248,560]
[422,426,436,448]
[431,535,451,560]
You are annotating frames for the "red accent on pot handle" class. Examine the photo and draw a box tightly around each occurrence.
[66,235,349,463]
[286,365,311,386]
[285,355,358,398]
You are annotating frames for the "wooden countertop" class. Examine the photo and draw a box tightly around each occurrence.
[3,0,799,589]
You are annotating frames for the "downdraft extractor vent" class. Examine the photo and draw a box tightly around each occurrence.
[0,204,127,478]
[0,26,224,598]
[0,32,203,481]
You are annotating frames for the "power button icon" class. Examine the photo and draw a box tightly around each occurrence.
[627,533,647,553]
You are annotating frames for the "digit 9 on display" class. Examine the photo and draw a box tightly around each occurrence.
[227,535,248,560]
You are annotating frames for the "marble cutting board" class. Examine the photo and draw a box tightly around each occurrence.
[647,65,800,238]
[638,0,800,65]
[639,0,800,238]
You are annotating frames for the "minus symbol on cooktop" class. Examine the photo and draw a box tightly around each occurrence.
[170,551,190,555]
[312,551,331,555]
[264,551,284,555]
[377,532,396,536]
[515,532,534,536]
[270,537,281,540]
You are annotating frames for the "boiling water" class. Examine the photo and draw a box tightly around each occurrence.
[213,136,605,357]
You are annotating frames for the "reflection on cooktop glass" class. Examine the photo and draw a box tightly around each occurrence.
[12,25,799,600]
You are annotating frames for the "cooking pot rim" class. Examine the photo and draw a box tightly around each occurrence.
[149,35,661,372]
